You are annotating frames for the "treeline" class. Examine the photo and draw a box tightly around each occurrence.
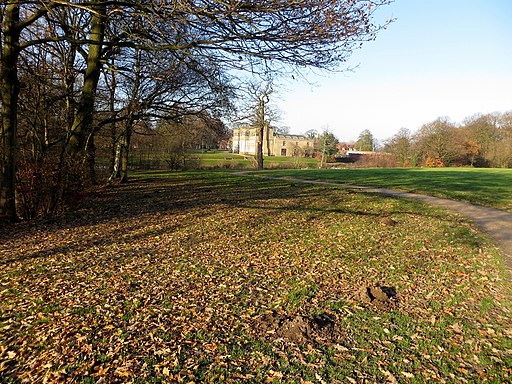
[122,114,230,172]
[383,112,512,168]
[1,1,391,222]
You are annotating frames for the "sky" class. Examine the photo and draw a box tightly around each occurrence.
[275,0,512,144]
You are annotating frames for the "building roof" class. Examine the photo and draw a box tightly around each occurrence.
[233,125,313,141]
[276,134,310,140]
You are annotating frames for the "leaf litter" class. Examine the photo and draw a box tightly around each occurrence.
[1,172,511,383]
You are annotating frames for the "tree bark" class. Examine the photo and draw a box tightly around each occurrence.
[68,2,106,156]
[255,93,268,170]
[108,138,123,184]
[107,119,134,184]
[265,123,271,156]
[120,126,132,183]
[256,124,264,170]
[0,2,21,222]
[256,98,265,169]
[117,49,141,183]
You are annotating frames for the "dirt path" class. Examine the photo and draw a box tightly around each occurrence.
[237,172,512,276]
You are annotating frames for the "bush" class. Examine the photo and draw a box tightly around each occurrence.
[17,156,89,220]
[424,156,445,168]
[349,153,399,168]
[17,160,55,219]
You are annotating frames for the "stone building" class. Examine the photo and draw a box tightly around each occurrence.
[232,125,315,157]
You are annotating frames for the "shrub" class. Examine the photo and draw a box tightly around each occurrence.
[16,156,89,220]
[424,156,445,167]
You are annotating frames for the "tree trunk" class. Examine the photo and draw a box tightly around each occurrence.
[256,97,266,170]
[256,124,264,169]
[85,130,97,184]
[108,119,133,184]
[265,123,271,156]
[120,126,132,183]
[108,138,123,184]
[108,61,117,173]
[68,2,106,155]
[0,3,21,222]
[119,49,141,183]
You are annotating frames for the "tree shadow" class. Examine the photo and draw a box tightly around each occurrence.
[0,171,465,266]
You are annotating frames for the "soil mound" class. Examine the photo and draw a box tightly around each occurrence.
[357,285,398,311]
[254,311,339,344]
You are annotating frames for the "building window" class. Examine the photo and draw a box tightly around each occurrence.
[282,141,286,146]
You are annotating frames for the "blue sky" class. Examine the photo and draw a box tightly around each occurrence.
[276,0,512,143]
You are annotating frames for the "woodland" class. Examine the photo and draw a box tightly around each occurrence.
[381,113,512,168]
[0,0,392,222]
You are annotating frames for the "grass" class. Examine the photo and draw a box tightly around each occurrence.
[195,151,320,169]
[1,170,511,383]
[262,155,319,169]
[123,150,321,170]
[254,167,512,211]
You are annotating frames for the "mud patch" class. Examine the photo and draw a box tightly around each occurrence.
[253,311,339,344]
[357,285,399,311]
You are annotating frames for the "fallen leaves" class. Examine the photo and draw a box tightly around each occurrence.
[1,172,511,383]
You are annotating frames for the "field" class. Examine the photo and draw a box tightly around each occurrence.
[125,151,321,170]
[1,170,511,383]
[195,152,319,169]
[194,153,253,169]
[254,168,512,212]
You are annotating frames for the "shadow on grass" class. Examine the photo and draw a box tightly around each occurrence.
[0,170,462,266]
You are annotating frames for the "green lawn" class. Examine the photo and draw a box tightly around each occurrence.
[254,167,512,212]
[263,155,319,169]
[192,152,320,169]
[1,170,510,383]
[195,153,254,168]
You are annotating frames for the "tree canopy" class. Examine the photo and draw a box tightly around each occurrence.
[1,0,393,221]
[355,129,375,151]
[383,112,512,168]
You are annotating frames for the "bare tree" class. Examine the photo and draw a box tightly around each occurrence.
[1,1,91,221]
[414,118,462,166]
[1,0,393,221]
[235,79,285,169]
[384,127,416,166]
[103,44,234,182]
[251,82,273,169]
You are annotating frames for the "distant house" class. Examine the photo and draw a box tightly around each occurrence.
[337,143,355,153]
[232,124,315,157]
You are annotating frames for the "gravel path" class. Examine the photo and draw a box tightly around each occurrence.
[238,172,512,277]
